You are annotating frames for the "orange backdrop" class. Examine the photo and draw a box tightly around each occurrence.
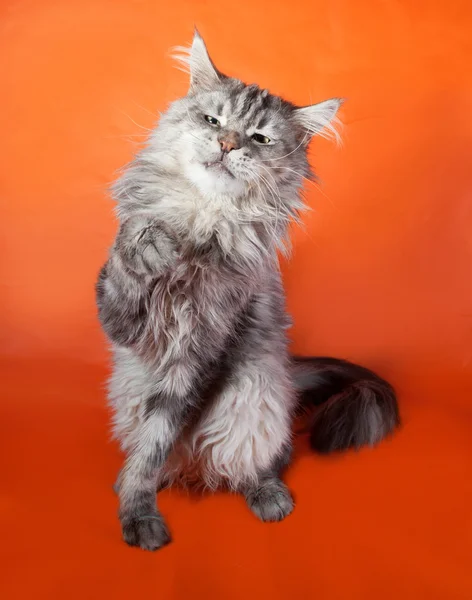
[1,0,471,598]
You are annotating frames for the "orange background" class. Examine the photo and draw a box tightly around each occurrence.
[1,0,471,598]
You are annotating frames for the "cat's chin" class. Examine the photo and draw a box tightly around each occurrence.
[184,162,246,198]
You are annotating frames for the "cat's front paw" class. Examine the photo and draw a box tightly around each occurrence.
[119,219,178,276]
[121,515,171,551]
[246,479,294,522]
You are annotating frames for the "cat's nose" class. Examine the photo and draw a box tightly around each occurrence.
[219,131,240,153]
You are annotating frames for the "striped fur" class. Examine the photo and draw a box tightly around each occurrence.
[96,30,398,551]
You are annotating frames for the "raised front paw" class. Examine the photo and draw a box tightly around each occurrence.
[118,217,178,276]
[121,514,171,551]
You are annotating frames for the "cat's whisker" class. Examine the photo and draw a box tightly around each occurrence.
[250,176,278,240]
[131,100,162,121]
[117,109,155,133]
[309,179,337,209]
[252,170,285,239]
[258,163,310,187]
[186,131,205,144]
[256,162,335,207]
[239,167,279,234]
[106,133,151,140]
[255,164,285,226]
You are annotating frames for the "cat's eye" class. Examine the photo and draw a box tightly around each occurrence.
[204,115,220,127]
[252,133,271,144]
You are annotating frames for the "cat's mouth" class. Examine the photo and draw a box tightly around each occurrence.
[204,160,234,178]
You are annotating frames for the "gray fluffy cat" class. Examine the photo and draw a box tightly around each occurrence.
[96,30,399,551]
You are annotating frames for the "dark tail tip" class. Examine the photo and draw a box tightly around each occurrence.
[292,357,399,453]
[310,378,399,453]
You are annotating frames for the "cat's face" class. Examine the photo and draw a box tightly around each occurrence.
[175,82,302,198]
[153,32,342,201]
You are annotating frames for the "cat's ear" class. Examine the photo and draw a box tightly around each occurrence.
[292,98,344,144]
[173,29,223,93]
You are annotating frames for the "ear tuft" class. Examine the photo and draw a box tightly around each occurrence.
[293,98,344,144]
[171,29,222,92]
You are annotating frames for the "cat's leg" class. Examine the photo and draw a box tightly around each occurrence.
[118,400,182,551]
[108,347,154,495]
[243,442,294,522]
[232,275,296,521]
[98,219,179,498]
[109,347,192,551]
[113,467,167,495]
[194,352,296,521]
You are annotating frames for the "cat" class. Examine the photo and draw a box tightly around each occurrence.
[96,30,399,551]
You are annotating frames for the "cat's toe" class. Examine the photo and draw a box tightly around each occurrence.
[246,479,294,522]
[121,515,171,551]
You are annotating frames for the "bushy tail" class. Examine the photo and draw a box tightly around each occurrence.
[292,357,399,453]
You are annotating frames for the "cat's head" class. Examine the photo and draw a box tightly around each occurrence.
[151,30,342,203]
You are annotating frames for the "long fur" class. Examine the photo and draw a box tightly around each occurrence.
[292,357,399,452]
[96,30,399,551]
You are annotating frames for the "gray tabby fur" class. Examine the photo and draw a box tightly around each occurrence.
[96,31,399,551]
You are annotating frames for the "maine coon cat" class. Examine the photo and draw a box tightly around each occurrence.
[96,30,399,551]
